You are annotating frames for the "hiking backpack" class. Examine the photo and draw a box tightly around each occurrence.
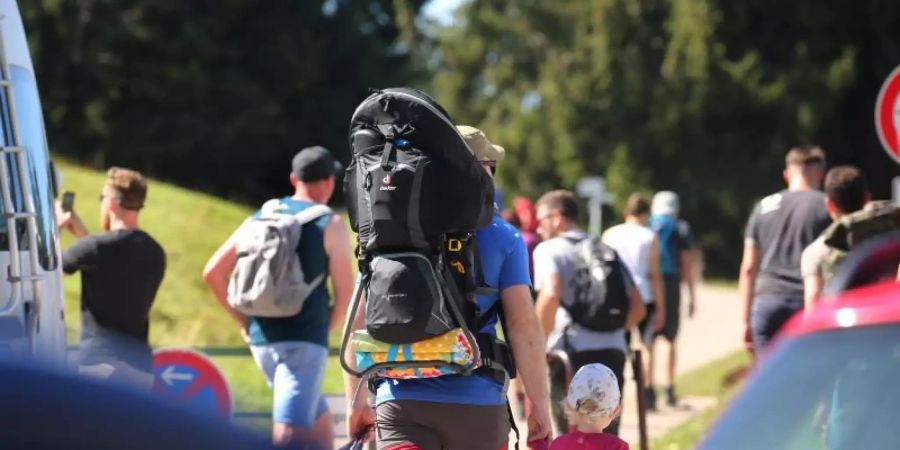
[339,88,500,381]
[227,200,332,318]
[564,236,631,332]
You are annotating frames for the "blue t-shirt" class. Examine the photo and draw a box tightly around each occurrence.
[649,214,693,275]
[247,198,332,348]
[375,214,532,406]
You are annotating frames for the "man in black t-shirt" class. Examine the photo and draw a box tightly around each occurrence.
[58,167,166,390]
[739,146,831,354]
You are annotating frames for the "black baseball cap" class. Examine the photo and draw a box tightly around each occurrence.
[292,146,343,182]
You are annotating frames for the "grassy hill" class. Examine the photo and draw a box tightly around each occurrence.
[55,158,346,420]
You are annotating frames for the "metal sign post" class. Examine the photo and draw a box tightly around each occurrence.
[893,176,900,205]
[576,176,614,236]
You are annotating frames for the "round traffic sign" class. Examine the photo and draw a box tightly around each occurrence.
[152,348,232,418]
[875,65,900,164]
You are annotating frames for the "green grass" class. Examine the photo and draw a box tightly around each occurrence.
[55,158,349,424]
[650,351,751,450]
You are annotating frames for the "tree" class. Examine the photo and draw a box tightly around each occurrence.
[435,0,900,276]
[22,0,427,203]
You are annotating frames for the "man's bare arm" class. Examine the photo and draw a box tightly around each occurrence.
[342,292,375,438]
[738,238,760,350]
[502,285,551,441]
[325,214,354,334]
[202,227,247,330]
[534,273,562,338]
[650,237,666,330]
[680,249,697,316]
[625,285,647,329]
[803,275,823,312]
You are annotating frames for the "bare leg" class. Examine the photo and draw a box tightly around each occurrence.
[641,341,655,389]
[666,339,677,388]
[640,338,657,410]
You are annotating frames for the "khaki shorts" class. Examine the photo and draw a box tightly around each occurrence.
[375,400,509,450]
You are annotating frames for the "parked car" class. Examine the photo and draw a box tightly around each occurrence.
[700,233,900,450]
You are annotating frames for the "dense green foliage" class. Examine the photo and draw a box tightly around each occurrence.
[22,0,426,204]
[434,0,900,275]
[22,0,900,275]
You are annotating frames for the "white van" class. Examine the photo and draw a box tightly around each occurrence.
[0,0,68,366]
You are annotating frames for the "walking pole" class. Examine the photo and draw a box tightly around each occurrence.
[631,348,649,450]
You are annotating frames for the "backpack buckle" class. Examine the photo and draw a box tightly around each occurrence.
[448,239,462,252]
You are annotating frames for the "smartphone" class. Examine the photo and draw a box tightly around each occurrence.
[61,191,75,213]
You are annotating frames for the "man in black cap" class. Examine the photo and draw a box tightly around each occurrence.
[204,146,353,449]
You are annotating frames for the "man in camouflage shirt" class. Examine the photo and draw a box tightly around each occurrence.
[801,165,900,310]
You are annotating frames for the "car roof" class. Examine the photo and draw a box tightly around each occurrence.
[779,281,900,339]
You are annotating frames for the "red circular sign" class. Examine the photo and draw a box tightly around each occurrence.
[875,65,900,165]
[152,348,232,418]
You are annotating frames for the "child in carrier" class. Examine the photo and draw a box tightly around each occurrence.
[550,364,629,450]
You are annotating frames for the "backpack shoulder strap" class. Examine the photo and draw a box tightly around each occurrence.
[563,234,587,245]
[293,204,333,225]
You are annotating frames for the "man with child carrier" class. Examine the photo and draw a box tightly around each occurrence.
[339,89,551,449]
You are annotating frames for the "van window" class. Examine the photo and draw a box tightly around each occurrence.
[11,65,57,270]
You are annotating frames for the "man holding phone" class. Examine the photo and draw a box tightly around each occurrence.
[57,167,166,390]
[61,191,75,213]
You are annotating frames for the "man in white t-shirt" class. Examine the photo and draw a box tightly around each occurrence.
[533,190,646,436]
[602,193,665,410]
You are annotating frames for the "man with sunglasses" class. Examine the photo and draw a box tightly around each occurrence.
[533,190,646,436]
[57,167,166,391]
[739,145,831,354]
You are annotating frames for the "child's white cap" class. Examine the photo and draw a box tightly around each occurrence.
[566,363,621,417]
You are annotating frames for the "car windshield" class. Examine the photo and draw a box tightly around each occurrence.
[701,324,900,450]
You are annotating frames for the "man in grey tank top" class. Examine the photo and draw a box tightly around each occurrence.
[739,145,831,354]
[534,190,646,436]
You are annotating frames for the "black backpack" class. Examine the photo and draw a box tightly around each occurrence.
[564,236,631,332]
[339,88,498,379]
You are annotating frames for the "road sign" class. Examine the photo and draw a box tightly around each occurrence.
[875,65,900,164]
[153,348,232,418]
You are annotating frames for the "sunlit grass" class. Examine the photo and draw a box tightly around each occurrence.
[650,351,751,449]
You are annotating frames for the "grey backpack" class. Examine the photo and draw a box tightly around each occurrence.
[227,200,332,318]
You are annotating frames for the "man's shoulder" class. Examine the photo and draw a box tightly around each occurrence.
[801,235,829,276]
[255,197,319,215]
[141,231,166,255]
[755,190,787,216]
[534,236,573,255]
[478,215,521,248]
[650,213,674,225]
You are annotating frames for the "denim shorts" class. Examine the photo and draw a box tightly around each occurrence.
[750,295,803,352]
[250,341,328,427]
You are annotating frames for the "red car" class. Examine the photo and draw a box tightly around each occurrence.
[700,234,900,450]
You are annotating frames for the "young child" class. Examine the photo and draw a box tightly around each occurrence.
[550,363,629,450]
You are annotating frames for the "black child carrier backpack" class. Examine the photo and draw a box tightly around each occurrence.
[338,88,515,390]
